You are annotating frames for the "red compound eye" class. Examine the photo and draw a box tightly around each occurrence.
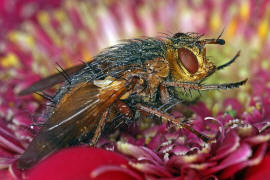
[178,48,199,74]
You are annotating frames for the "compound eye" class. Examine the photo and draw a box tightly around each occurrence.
[178,48,199,74]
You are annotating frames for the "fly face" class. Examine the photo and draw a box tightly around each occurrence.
[166,32,226,82]
[164,32,229,101]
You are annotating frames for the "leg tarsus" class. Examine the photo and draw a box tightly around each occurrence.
[136,104,211,143]
[90,109,108,146]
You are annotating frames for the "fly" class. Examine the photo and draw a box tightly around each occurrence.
[17,32,247,169]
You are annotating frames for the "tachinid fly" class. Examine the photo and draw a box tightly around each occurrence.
[17,32,247,169]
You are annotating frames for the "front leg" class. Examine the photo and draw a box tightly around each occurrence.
[136,103,211,143]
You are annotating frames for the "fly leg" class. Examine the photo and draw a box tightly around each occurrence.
[115,100,133,122]
[90,109,109,146]
[136,104,211,143]
[160,84,170,104]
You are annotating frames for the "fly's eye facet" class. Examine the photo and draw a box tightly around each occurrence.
[178,48,199,74]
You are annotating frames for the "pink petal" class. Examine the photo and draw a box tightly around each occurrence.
[189,102,212,119]
[129,162,172,178]
[244,153,270,180]
[220,143,267,179]
[0,126,25,154]
[185,161,216,170]
[210,130,240,161]
[167,145,211,167]
[223,98,243,116]
[26,147,141,180]
[90,165,142,180]
[245,134,270,145]
[201,143,252,175]
[0,168,14,180]
[117,142,162,165]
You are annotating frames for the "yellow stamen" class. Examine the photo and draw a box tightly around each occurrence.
[258,18,268,41]
[0,53,20,68]
[226,18,238,39]
[240,1,250,21]
[210,11,221,32]
[37,11,62,46]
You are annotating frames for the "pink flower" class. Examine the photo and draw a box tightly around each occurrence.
[111,96,270,179]
[0,0,270,179]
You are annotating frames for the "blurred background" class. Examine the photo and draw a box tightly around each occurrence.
[0,0,269,121]
[0,0,269,177]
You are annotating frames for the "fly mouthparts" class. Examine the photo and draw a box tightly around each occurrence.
[202,38,225,45]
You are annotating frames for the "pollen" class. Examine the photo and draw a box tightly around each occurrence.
[37,11,62,46]
[81,47,92,60]
[240,1,250,21]
[226,18,238,39]
[0,53,20,68]
[210,11,221,32]
[258,18,268,41]
[8,31,35,47]
[37,11,50,25]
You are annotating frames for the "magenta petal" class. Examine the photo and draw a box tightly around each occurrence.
[202,175,218,180]
[244,153,270,180]
[167,145,210,167]
[0,126,25,154]
[0,168,14,180]
[210,130,239,161]
[219,143,267,179]
[236,124,259,138]
[223,98,243,116]
[26,147,141,180]
[147,133,163,150]
[140,147,163,164]
[189,102,212,119]
[159,144,174,154]
[90,165,142,180]
[0,157,17,168]
[186,161,216,170]
[201,143,252,175]
[129,162,172,178]
[171,145,189,155]
[145,125,166,150]
[179,168,200,180]
[245,134,270,145]
[9,162,23,180]
[12,113,32,127]
[117,142,162,165]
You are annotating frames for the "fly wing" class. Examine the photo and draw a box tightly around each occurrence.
[17,80,127,169]
[18,64,85,95]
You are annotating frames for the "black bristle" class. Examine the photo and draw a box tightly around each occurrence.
[56,63,72,84]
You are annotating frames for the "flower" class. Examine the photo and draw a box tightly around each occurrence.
[0,0,270,179]
[113,95,270,179]
[26,147,142,180]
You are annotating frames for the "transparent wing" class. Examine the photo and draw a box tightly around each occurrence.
[18,64,85,95]
[17,80,127,169]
